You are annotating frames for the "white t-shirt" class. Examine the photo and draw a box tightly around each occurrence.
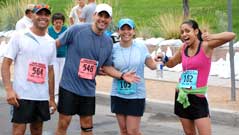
[4,28,56,100]
[15,16,33,31]
[69,5,84,24]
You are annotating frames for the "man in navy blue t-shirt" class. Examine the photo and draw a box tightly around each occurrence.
[55,4,139,135]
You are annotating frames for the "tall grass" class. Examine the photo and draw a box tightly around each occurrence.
[0,0,24,30]
[63,0,75,25]
[136,22,153,39]
[149,11,212,39]
[0,0,47,31]
[48,0,69,17]
[152,12,183,39]
[200,19,211,33]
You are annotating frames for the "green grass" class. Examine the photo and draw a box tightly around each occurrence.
[47,0,73,17]
[0,0,238,38]
[113,0,239,38]
[0,0,48,30]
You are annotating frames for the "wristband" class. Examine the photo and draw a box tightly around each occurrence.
[163,55,169,64]
[120,73,125,80]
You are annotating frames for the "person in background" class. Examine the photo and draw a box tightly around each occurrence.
[110,18,158,135]
[55,4,139,135]
[1,4,56,135]
[157,19,235,135]
[15,4,35,30]
[69,0,86,25]
[79,0,96,23]
[48,12,67,102]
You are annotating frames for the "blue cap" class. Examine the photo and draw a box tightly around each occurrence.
[117,18,135,29]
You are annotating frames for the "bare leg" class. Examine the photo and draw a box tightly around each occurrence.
[30,121,43,135]
[179,117,196,135]
[55,113,72,135]
[80,115,93,135]
[195,117,211,135]
[12,123,26,135]
[116,114,127,135]
[126,115,142,135]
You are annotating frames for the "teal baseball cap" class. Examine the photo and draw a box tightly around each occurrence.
[118,18,135,29]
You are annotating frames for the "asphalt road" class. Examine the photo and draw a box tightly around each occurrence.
[0,98,238,135]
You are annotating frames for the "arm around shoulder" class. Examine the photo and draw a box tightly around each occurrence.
[69,17,74,25]
[56,39,61,48]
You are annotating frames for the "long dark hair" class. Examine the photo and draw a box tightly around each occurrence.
[181,19,203,41]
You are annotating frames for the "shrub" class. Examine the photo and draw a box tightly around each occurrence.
[198,19,211,33]
[136,22,153,39]
[152,12,183,39]
[64,0,75,25]
[0,0,24,30]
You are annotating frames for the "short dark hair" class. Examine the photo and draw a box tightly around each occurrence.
[51,12,65,24]
[25,9,33,15]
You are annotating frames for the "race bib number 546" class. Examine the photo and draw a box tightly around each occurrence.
[78,58,97,80]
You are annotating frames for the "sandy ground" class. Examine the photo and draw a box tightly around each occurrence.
[96,76,239,112]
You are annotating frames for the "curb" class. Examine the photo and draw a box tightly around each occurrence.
[96,91,239,127]
[0,81,238,127]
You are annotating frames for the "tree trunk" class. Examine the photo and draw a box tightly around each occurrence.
[183,0,190,19]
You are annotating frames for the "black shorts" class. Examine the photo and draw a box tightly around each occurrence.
[111,96,145,116]
[11,99,50,123]
[174,91,209,120]
[57,87,95,116]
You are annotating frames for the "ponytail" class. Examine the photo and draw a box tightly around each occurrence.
[197,29,203,41]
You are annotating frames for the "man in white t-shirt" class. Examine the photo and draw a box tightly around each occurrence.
[15,4,34,30]
[1,4,56,135]
[69,0,86,25]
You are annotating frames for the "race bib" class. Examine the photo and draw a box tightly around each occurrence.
[179,70,198,89]
[27,62,46,84]
[78,58,97,80]
[117,80,136,95]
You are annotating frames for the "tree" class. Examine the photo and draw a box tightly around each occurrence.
[183,0,189,19]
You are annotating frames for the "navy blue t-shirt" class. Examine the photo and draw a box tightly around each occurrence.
[58,24,113,96]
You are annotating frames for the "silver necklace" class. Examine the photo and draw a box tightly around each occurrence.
[120,44,132,69]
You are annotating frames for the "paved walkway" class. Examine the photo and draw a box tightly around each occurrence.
[0,98,238,135]
[96,67,239,112]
